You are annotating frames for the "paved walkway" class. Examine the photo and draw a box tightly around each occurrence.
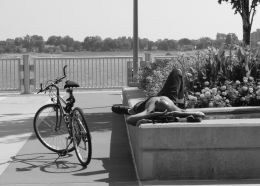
[2,91,260,186]
[0,91,138,186]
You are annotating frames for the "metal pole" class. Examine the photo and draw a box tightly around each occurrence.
[133,0,139,82]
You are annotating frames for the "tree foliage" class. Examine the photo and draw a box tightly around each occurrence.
[218,0,260,45]
[0,33,250,54]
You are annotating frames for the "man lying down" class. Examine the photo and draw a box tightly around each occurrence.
[112,68,205,126]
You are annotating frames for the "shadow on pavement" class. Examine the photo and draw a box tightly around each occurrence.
[74,112,137,184]
[1,111,137,185]
[0,152,85,173]
[0,116,37,143]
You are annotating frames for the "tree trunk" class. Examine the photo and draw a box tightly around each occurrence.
[241,0,251,46]
[243,21,251,46]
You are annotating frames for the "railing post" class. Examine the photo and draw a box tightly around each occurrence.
[144,53,152,62]
[127,61,140,87]
[21,54,34,94]
[127,61,133,86]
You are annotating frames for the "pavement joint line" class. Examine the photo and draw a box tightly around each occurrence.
[124,115,142,186]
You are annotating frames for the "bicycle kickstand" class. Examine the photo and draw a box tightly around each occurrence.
[54,137,72,162]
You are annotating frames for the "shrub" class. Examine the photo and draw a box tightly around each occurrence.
[138,46,260,108]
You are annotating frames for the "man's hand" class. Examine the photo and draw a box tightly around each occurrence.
[165,110,205,118]
[149,109,167,117]
[136,119,153,127]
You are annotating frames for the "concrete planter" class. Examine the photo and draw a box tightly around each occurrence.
[123,87,260,180]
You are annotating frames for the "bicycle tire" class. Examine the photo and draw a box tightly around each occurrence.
[33,104,74,153]
[71,107,92,166]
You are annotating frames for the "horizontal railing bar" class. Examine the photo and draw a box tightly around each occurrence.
[34,56,143,60]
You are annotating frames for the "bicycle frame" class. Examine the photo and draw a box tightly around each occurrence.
[48,84,76,132]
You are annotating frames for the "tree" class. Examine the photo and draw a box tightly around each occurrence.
[46,36,62,46]
[196,37,213,49]
[31,35,44,52]
[102,38,117,51]
[83,36,102,51]
[61,36,74,52]
[14,37,23,46]
[22,35,34,52]
[225,33,239,45]
[218,0,260,45]
[178,38,192,46]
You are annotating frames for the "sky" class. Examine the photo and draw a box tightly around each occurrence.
[0,0,260,41]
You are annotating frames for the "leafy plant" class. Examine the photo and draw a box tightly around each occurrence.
[138,46,260,108]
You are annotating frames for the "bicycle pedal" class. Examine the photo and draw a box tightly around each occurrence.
[58,151,67,157]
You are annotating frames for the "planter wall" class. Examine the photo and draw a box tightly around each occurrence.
[123,87,260,180]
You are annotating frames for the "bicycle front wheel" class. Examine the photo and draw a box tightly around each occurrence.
[33,104,74,153]
[72,107,92,166]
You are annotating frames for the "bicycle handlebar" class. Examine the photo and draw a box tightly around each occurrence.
[37,65,67,94]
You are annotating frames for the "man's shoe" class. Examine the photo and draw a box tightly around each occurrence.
[112,104,130,115]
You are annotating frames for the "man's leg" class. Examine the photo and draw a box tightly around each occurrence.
[157,68,184,107]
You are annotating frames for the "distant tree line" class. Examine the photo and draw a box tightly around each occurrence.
[0,34,239,54]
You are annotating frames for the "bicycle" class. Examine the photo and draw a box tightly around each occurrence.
[33,65,92,167]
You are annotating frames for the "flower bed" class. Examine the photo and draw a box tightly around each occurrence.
[139,46,260,108]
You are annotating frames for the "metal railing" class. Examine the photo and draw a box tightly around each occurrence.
[0,54,149,92]
[154,55,177,62]
[33,56,143,90]
[0,58,21,91]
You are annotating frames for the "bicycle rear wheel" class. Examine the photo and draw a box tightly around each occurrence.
[33,104,74,153]
[71,107,92,166]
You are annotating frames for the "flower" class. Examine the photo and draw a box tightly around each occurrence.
[212,88,218,95]
[220,85,226,91]
[240,97,246,101]
[204,81,210,86]
[249,76,254,82]
[235,80,241,85]
[205,91,211,98]
[200,94,205,99]
[243,77,248,83]
[242,86,248,92]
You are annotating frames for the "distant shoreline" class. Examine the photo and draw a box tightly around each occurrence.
[0,50,200,58]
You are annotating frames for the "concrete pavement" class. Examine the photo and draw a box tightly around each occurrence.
[0,91,138,186]
[1,91,260,186]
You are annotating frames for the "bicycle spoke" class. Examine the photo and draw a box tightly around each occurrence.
[72,107,92,166]
[34,104,74,153]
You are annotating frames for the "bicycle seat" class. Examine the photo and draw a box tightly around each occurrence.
[64,80,80,89]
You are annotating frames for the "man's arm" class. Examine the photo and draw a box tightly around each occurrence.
[126,110,166,126]
[166,110,205,118]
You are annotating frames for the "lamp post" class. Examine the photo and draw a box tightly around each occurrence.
[133,0,139,82]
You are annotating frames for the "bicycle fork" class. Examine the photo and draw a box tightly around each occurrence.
[55,117,73,161]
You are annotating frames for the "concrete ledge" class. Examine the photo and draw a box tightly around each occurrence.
[123,87,260,180]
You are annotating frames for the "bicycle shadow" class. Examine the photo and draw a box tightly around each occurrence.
[0,108,137,185]
[1,152,85,174]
